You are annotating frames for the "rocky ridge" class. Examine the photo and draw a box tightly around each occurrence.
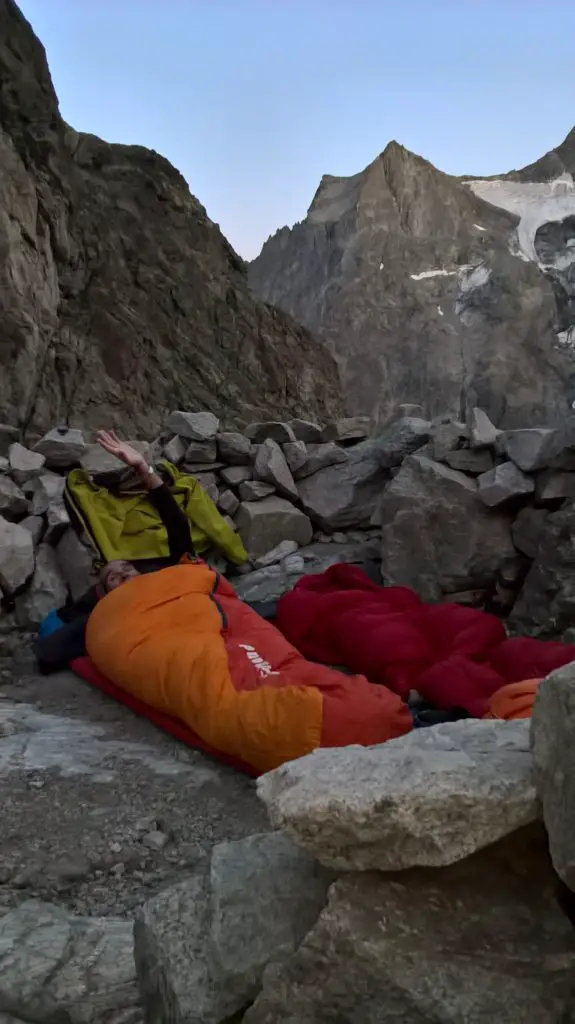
[250,131,575,429]
[0,0,342,438]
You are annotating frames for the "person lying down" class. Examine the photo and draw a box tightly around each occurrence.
[74,437,412,772]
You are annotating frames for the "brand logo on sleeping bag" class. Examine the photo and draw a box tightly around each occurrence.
[238,643,279,677]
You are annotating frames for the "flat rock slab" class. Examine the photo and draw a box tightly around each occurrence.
[244,827,575,1024]
[0,667,268,919]
[0,899,142,1024]
[258,720,538,871]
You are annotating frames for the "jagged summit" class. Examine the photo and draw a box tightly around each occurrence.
[250,130,575,428]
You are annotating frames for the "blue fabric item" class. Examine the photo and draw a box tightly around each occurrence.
[39,609,65,638]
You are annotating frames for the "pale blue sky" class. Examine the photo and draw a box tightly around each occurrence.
[18,0,575,259]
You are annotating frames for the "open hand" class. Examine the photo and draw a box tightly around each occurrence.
[96,430,148,473]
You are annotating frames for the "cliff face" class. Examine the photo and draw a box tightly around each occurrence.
[0,0,343,438]
[250,135,575,429]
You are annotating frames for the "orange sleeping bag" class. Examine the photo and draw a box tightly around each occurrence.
[86,561,412,773]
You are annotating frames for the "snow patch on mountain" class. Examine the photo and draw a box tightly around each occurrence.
[466,174,575,266]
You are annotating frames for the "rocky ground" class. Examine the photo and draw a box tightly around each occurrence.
[0,649,268,922]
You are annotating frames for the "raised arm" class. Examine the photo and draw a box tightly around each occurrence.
[96,430,195,561]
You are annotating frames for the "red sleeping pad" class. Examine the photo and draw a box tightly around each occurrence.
[71,655,259,776]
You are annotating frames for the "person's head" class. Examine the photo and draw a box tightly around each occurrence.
[100,560,139,593]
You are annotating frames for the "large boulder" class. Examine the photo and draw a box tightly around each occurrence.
[32,427,86,469]
[532,663,575,892]
[244,829,575,1024]
[254,439,298,500]
[235,498,312,559]
[258,720,536,872]
[0,899,141,1023]
[15,544,67,627]
[298,417,431,530]
[509,504,575,636]
[0,517,34,591]
[134,832,333,1024]
[379,454,515,602]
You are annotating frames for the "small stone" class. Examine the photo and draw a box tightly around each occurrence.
[246,421,296,444]
[0,477,28,521]
[468,407,499,448]
[289,419,323,443]
[28,777,45,790]
[511,507,550,559]
[111,863,125,876]
[19,515,45,547]
[220,465,253,487]
[184,439,217,463]
[235,498,313,559]
[165,410,220,441]
[216,432,253,465]
[477,461,534,506]
[109,841,122,855]
[56,528,96,602]
[283,440,308,474]
[534,470,575,504]
[321,417,371,443]
[33,427,86,468]
[8,442,46,484]
[142,830,169,852]
[444,448,494,474]
[255,539,299,569]
[0,456,8,473]
[254,439,298,500]
[431,420,468,461]
[27,473,65,516]
[162,435,187,464]
[15,543,67,627]
[0,517,34,590]
[283,554,305,575]
[501,427,561,472]
[332,532,347,543]
[295,442,348,479]
[239,480,275,501]
[218,489,240,517]
[0,424,20,457]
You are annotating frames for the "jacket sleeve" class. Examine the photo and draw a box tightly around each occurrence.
[34,615,90,673]
[147,483,195,562]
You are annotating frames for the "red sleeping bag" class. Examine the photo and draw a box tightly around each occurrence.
[276,564,575,717]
